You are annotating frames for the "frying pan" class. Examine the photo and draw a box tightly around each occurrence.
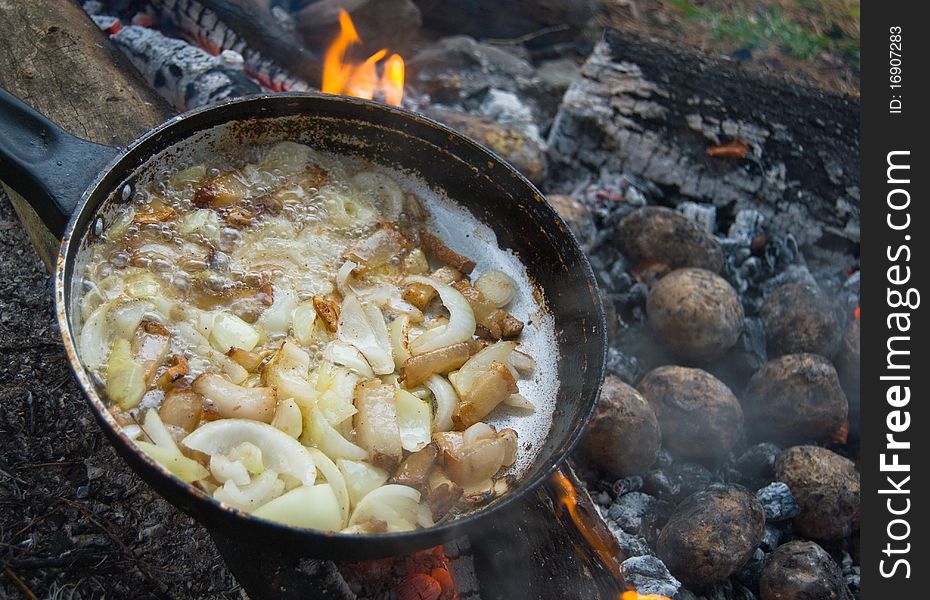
[0,87,606,561]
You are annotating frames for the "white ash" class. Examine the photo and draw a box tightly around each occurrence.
[478,89,543,145]
[621,555,681,598]
[759,525,782,552]
[755,482,800,522]
[607,492,658,535]
[677,202,717,234]
[607,520,654,558]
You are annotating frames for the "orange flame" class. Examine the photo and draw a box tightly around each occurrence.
[620,592,676,600]
[551,472,672,600]
[322,9,405,106]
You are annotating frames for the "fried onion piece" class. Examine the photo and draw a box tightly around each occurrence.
[313,295,341,333]
[419,231,476,274]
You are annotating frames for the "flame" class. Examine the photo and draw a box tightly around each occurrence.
[322,9,405,106]
[620,593,675,600]
[551,472,672,600]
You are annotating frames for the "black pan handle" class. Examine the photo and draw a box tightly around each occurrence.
[0,86,120,237]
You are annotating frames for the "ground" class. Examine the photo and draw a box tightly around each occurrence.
[0,193,239,599]
[601,0,860,95]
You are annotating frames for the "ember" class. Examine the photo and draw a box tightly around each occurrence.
[322,9,405,106]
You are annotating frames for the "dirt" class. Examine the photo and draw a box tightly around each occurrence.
[601,0,860,96]
[0,193,239,599]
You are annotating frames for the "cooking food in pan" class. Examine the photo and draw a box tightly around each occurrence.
[76,140,558,533]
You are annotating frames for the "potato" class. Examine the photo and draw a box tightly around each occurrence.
[576,376,660,477]
[743,353,848,443]
[761,282,842,359]
[646,268,744,362]
[617,206,724,273]
[657,484,765,586]
[760,541,853,600]
[775,445,859,541]
[638,366,743,460]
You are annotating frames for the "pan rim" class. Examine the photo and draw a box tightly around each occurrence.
[53,92,607,553]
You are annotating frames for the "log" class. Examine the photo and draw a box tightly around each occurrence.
[547,29,860,260]
[0,0,172,269]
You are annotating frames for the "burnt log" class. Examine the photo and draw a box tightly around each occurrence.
[547,29,860,262]
[0,0,172,269]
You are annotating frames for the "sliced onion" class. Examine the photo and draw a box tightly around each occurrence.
[336,260,360,296]
[462,422,496,446]
[474,271,517,308]
[304,405,368,461]
[271,398,303,439]
[264,340,311,379]
[509,350,536,376]
[79,301,114,370]
[253,483,343,531]
[106,338,146,409]
[183,419,317,485]
[291,301,318,346]
[449,341,517,398]
[336,459,390,508]
[351,171,403,221]
[257,285,297,339]
[214,469,285,512]
[210,454,251,486]
[348,484,421,532]
[209,312,260,353]
[337,295,394,375]
[192,374,276,423]
[403,276,476,354]
[315,364,360,426]
[112,301,154,341]
[307,448,350,528]
[142,408,181,453]
[137,441,209,483]
[389,315,411,369]
[424,375,458,432]
[504,393,535,411]
[395,388,432,453]
[323,341,375,378]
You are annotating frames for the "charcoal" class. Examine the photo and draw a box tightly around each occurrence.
[734,443,781,486]
[621,555,682,599]
[606,521,654,558]
[677,202,717,233]
[756,482,800,522]
[607,492,657,534]
[703,580,758,600]
[643,469,680,500]
[654,448,674,469]
[612,476,645,496]
[604,346,643,384]
[592,491,612,506]
[760,525,782,552]
[668,462,714,498]
[727,210,766,244]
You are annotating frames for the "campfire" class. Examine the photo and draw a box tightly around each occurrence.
[1,1,860,599]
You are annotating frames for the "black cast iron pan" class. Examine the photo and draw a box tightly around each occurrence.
[0,87,606,561]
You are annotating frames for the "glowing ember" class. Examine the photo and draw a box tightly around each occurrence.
[322,9,405,106]
[620,592,675,600]
[854,305,860,320]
